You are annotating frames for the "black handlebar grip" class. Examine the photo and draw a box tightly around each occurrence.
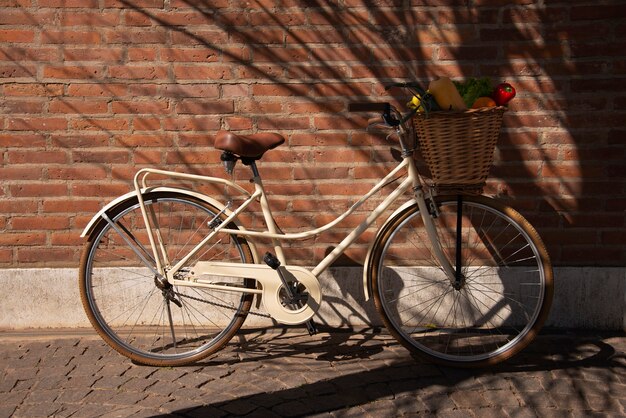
[348,102,390,112]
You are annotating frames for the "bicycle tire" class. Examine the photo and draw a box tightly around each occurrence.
[370,195,553,367]
[79,191,255,366]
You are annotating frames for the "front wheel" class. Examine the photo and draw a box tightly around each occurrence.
[79,191,256,366]
[370,195,553,367]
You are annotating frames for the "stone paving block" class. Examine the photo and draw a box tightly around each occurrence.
[271,399,315,417]
[449,390,491,409]
[0,405,17,418]
[55,387,92,403]
[32,374,70,391]
[436,408,477,418]
[91,375,131,390]
[22,388,62,405]
[239,406,283,418]
[137,394,172,409]
[550,391,589,410]
[0,375,17,392]
[418,391,456,412]
[481,389,522,408]
[516,390,558,409]
[107,390,149,406]
[11,402,62,418]
[82,388,119,404]
[63,374,99,389]
[502,406,537,418]
[63,403,109,418]
[98,406,144,418]
[218,398,261,416]
[12,379,36,392]
[66,362,103,377]
[1,331,626,417]
[506,375,543,392]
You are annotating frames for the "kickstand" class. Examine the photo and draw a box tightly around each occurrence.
[305,319,318,336]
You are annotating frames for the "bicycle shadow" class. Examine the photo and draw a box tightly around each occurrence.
[154,329,626,417]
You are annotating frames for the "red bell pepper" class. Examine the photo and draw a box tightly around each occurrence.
[492,82,516,106]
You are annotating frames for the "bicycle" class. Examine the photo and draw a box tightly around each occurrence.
[78,82,553,368]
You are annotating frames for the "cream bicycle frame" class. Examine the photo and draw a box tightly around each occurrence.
[132,154,457,290]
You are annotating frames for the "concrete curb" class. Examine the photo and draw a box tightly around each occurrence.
[1,267,624,330]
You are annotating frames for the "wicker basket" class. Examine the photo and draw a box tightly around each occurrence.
[412,106,506,191]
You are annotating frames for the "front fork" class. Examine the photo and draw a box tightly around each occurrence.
[414,187,463,288]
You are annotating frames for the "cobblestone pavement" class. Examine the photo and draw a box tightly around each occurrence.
[1,327,625,417]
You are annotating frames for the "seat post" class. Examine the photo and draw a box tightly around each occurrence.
[249,161,261,178]
[243,159,286,264]
[241,158,261,178]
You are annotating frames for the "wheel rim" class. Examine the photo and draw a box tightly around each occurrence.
[82,195,252,362]
[377,199,547,363]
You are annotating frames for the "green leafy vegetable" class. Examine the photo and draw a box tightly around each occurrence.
[453,77,493,108]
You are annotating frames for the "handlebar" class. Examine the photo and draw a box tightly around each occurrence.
[348,102,391,113]
[383,82,427,97]
[348,101,418,127]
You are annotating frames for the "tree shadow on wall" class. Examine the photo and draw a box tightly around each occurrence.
[106,0,616,268]
[4,1,620,334]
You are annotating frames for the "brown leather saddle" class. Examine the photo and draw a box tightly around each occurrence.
[214,131,285,159]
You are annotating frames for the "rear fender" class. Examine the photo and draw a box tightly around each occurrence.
[79,187,260,264]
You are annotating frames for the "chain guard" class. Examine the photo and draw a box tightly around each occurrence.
[187,262,322,325]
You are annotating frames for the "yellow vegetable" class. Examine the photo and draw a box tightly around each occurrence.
[407,94,425,112]
[428,77,467,111]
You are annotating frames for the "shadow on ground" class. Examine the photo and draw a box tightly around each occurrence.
[153,327,626,417]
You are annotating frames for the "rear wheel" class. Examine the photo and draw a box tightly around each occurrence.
[370,195,553,367]
[79,191,255,366]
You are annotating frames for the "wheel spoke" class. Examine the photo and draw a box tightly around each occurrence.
[373,196,551,366]
[80,193,255,366]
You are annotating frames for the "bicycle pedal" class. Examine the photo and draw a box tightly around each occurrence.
[263,252,281,269]
[305,319,317,336]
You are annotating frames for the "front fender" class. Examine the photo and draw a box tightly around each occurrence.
[80,187,260,263]
[362,199,417,301]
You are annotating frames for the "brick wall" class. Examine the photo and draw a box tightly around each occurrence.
[1,0,624,267]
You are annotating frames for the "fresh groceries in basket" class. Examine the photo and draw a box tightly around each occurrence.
[407,77,516,112]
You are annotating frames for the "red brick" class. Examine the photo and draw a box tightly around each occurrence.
[3,83,64,97]
[170,30,228,45]
[173,65,233,80]
[41,30,100,44]
[7,118,67,131]
[0,64,37,78]
[63,48,123,61]
[109,66,168,80]
[48,166,108,180]
[49,99,109,114]
[103,0,163,8]
[11,216,70,230]
[114,134,173,147]
[111,99,170,115]
[39,0,98,6]
[10,184,67,197]
[43,65,105,79]
[43,200,101,213]
[0,29,35,43]
[2,100,44,114]
[175,99,234,115]
[16,248,77,264]
[51,232,84,246]
[0,233,46,246]
[72,150,129,164]
[70,118,129,131]
[71,183,129,197]
[59,10,120,26]
[0,167,42,180]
